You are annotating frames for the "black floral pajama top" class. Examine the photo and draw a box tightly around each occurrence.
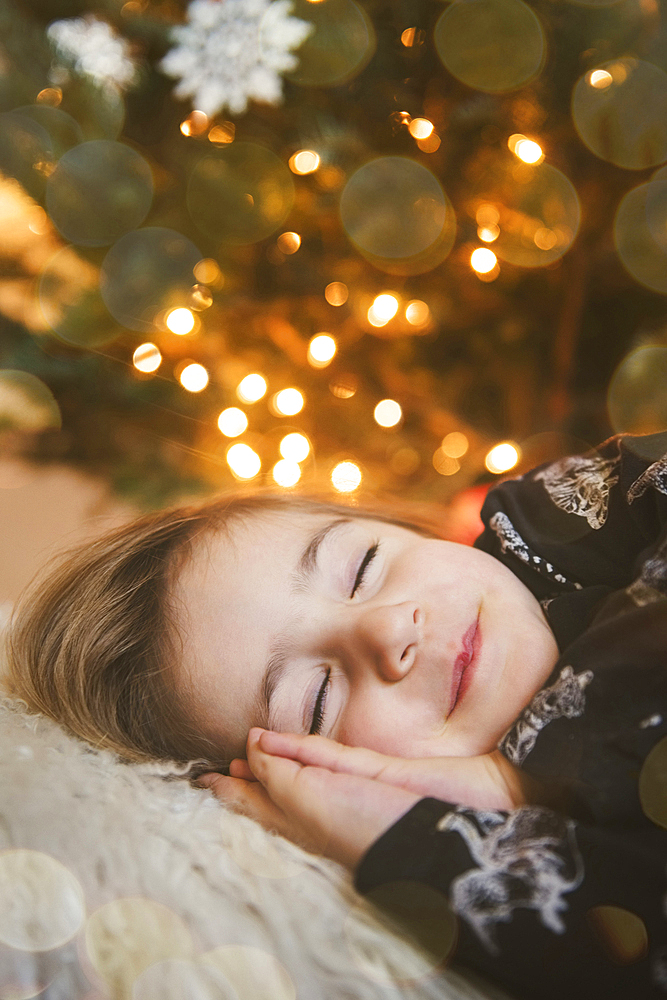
[354,432,667,999]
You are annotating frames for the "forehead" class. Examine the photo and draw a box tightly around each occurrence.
[170,509,336,746]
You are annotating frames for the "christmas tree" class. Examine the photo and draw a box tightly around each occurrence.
[1,0,666,512]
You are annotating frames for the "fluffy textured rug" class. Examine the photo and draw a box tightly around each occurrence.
[0,627,506,1000]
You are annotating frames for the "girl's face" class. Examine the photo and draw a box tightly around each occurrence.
[174,510,559,762]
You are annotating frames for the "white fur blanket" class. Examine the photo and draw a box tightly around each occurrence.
[0,664,507,999]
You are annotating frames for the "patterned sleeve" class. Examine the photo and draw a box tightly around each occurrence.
[354,798,667,999]
[473,431,667,602]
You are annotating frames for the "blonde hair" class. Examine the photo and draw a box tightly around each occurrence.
[5,492,440,776]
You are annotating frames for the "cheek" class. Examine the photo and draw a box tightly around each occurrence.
[336,697,443,757]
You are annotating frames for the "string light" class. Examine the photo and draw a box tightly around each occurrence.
[470,248,498,274]
[194,259,222,285]
[405,300,430,327]
[331,461,362,492]
[133,343,161,372]
[485,442,520,474]
[288,150,320,174]
[374,399,402,427]
[273,388,304,416]
[273,459,301,486]
[515,139,544,164]
[217,407,248,437]
[208,122,235,143]
[277,232,301,254]
[478,224,500,242]
[308,334,337,368]
[368,293,399,327]
[408,118,434,139]
[325,281,348,306]
[237,374,267,403]
[476,204,500,226]
[280,433,310,462]
[441,431,468,458]
[165,308,195,335]
[179,363,209,392]
[227,443,261,479]
[180,111,208,136]
[589,69,613,89]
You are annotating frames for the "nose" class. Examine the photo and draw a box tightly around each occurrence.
[351,603,421,681]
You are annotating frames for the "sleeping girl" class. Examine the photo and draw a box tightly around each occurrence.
[6,431,667,999]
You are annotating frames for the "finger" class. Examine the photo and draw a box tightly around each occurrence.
[257,729,395,781]
[229,758,258,781]
[197,771,297,837]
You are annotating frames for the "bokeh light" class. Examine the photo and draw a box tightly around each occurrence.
[344,881,458,985]
[442,431,469,458]
[85,899,193,997]
[573,59,667,170]
[639,736,667,829]
[288,149,320,174]
[208,121,235,144]
[0,106,82,200]
[325,281,348,305]
[280,432,310,462]
[330,376,357,398]
[217,407,248,437]
[0,850,84,951]
[133,343,161,372]
[189,283,213,310]
[485,442,520,473]
[434,0,546,93]
[194,258,223,286]
[237,373,267,403]
[273,388,304,415]
[478,223,500,242]
[99,227,202,333]
[284,0,375,87]
[179,363,209,392]
[202,945,296,1000]
[277,231,301,254]
[374,399,402,427]
[132,958,236,1000]
[368,293,400,326]
[589,69,613,89]
[308,334,337,367]
[390,446,420,475]
[472,159,580,267]
[586,906,648,965]
[0,370,61,435]
[187,142,294,244]
[405,300,430,327]
[608,345,667,436]
[331,460,362,492]
[227,443,261,479]
[180,110,208,136]
[340,157,456,273]
[38,245,116,348]
[165,307,196,335]
[614,181,667,294]
[273,459,301,487]
[433,448,461,476]
[470,248,497,274]
[46,140,153,246]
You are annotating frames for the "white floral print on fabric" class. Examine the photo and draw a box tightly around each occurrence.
[436,806,584,953]
[533,454,620,529]
[500,665,594,766]
[489,512,581,589]
[627,456,667,504]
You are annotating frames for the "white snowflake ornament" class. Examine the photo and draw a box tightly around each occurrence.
[47,16,138,91]
[160,0,313,118]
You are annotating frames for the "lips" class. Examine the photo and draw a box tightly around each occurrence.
[448,613,480,717]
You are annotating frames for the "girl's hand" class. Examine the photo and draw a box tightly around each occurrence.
[197,729,420,870]
[228,730,530,812]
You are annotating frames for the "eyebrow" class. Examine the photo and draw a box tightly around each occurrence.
[255,518,353,729]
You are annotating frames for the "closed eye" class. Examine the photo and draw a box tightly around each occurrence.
[350,542,379,598]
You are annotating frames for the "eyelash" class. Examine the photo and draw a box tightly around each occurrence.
[309,542,381,735]
[350,541,380,598]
